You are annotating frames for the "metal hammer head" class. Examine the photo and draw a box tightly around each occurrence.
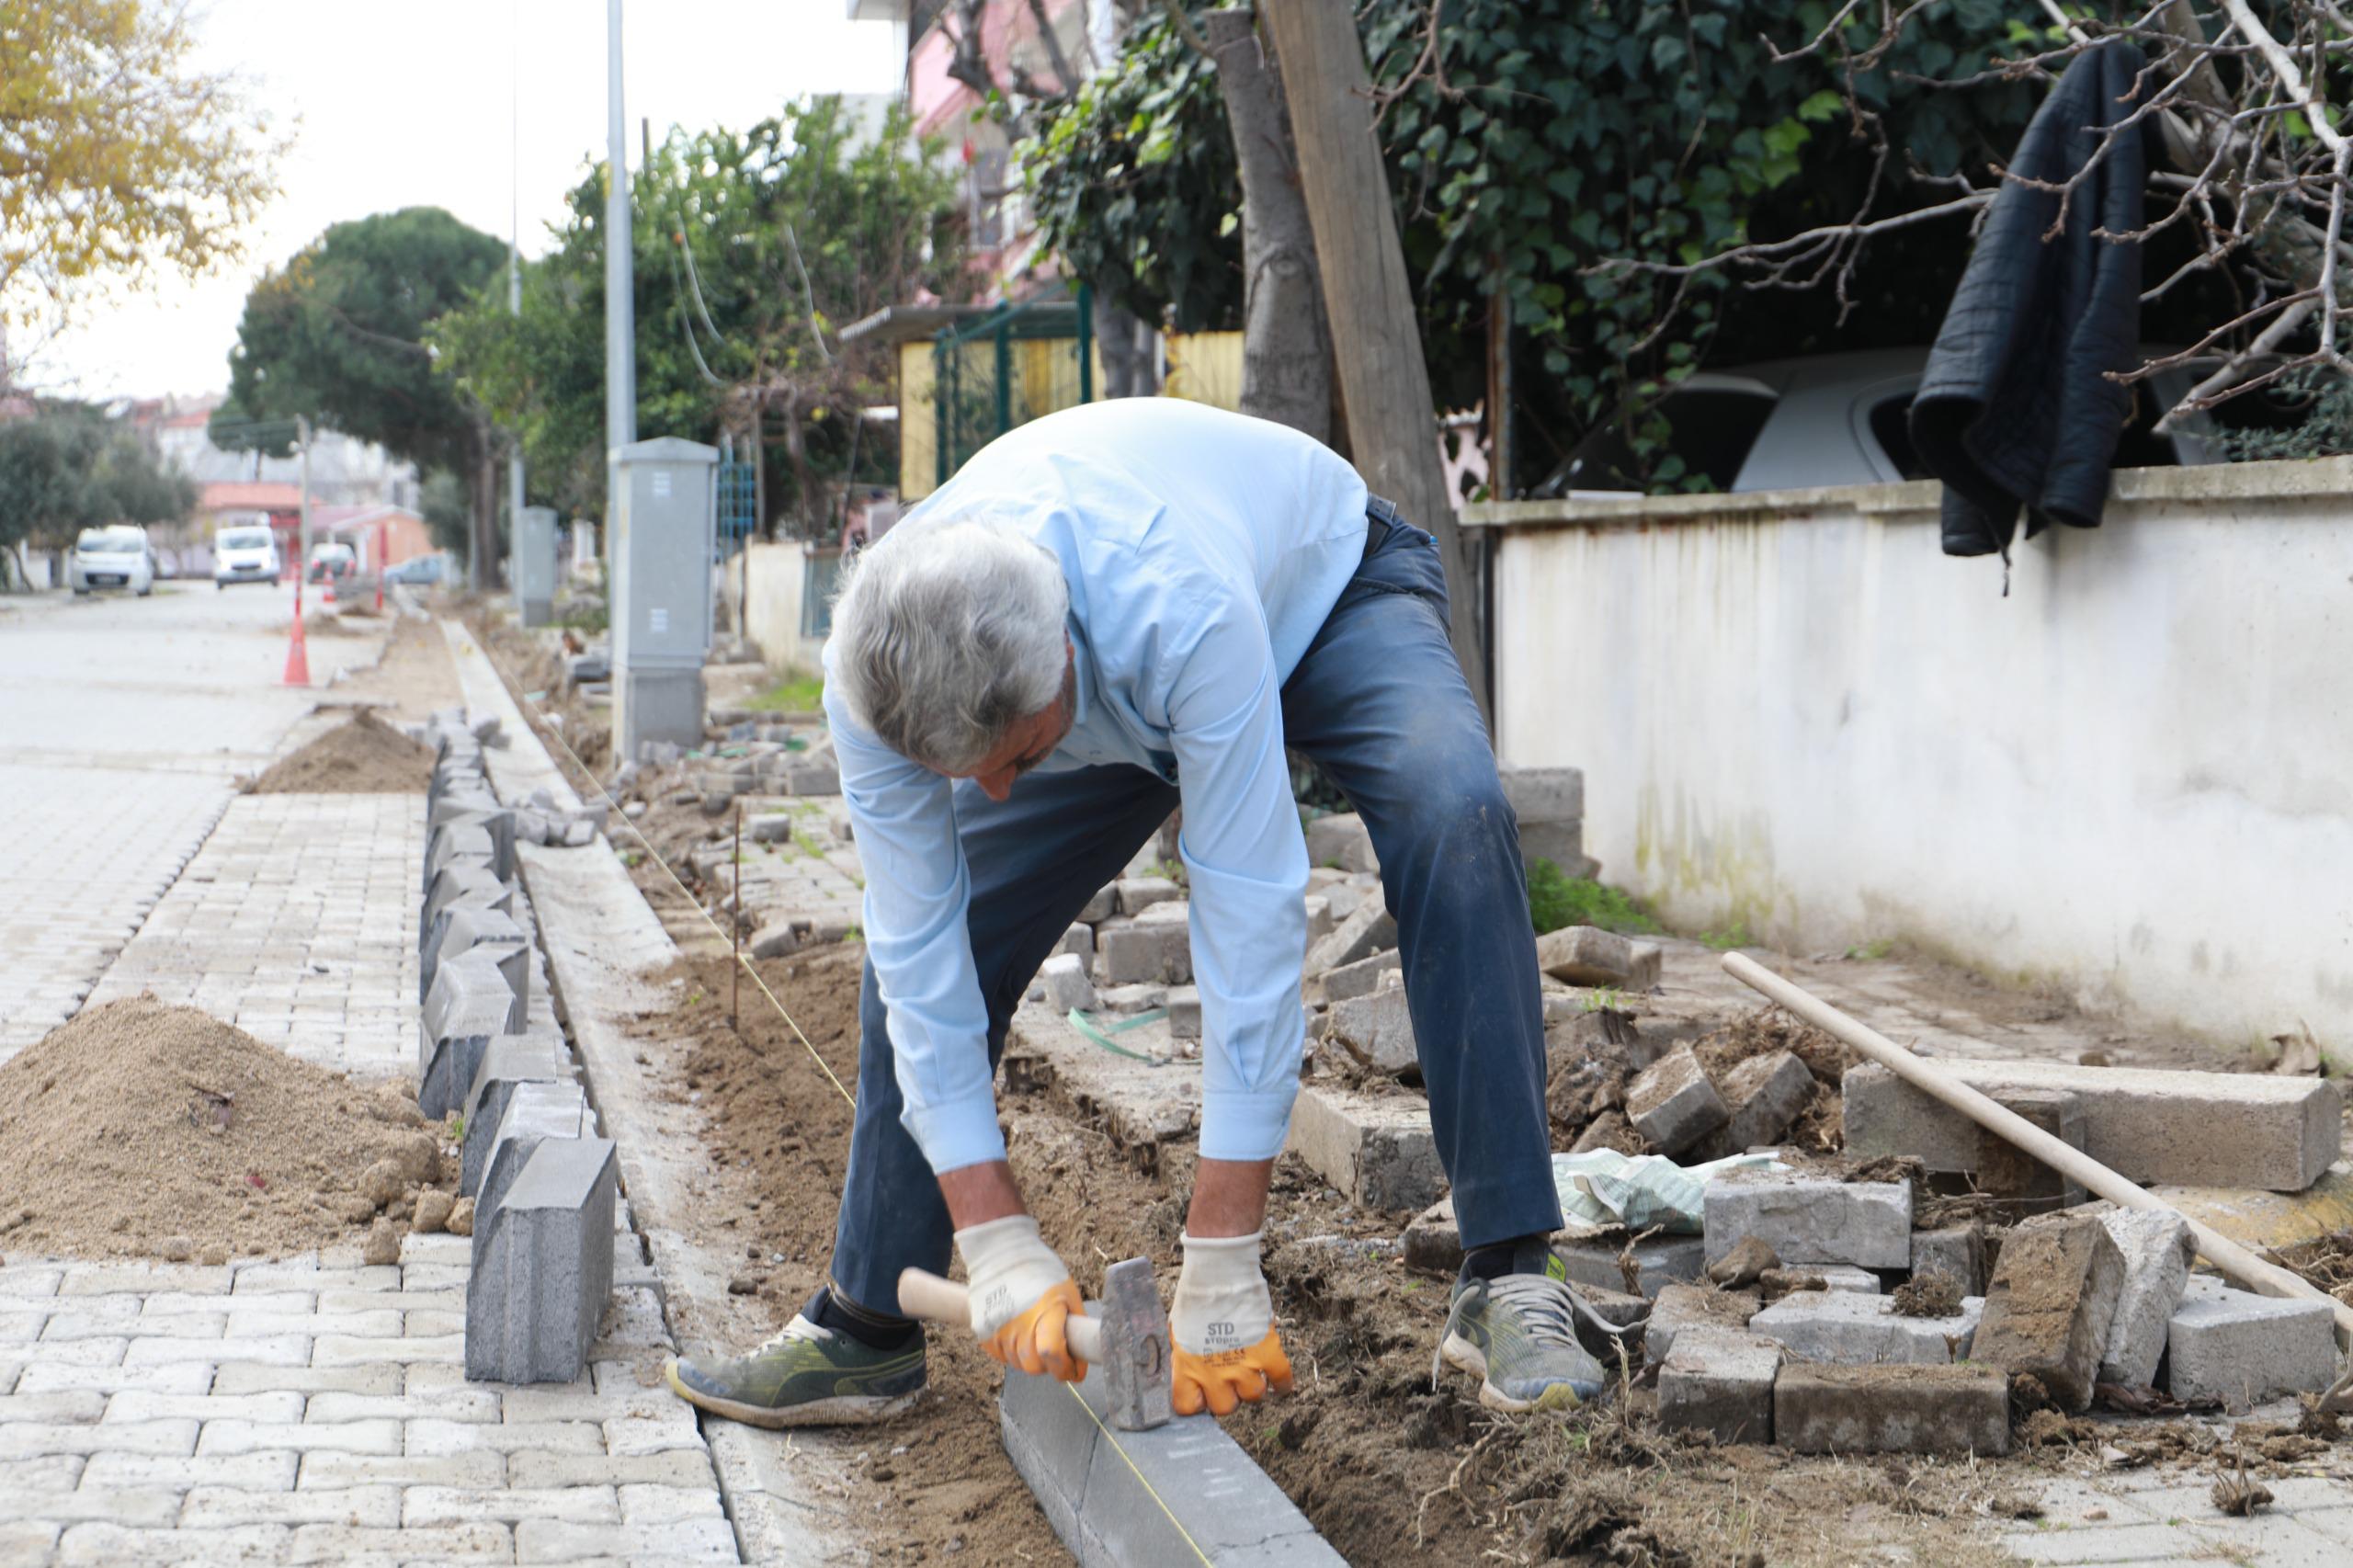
[1097,1256,1174,1431]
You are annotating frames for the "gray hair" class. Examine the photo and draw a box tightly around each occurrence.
[827,515,1071,773]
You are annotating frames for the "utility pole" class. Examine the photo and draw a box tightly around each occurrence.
[508,0,527,584]
[1256,7,1490,722]
[295,415,312,614]
[605,0,636,469]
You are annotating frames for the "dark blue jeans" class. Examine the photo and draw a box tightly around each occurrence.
[827,507,1564,1318]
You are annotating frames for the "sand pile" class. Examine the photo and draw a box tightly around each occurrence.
[248,708,433,794]
[0,996,455,1262]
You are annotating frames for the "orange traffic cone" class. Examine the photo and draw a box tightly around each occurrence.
[282,605,313,687]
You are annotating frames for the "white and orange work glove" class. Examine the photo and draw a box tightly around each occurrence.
[954,1215,1087,1383]
[1170,1231,1294,1416]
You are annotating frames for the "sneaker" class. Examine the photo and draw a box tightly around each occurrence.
[1437,1255,1609,1413]
[666,1313,926,1428]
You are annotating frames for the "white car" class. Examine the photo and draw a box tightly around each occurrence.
[213,524,280,588]
[69,526,154,597]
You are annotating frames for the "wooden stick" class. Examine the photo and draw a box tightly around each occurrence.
[1723,951,2353,1349]
[731,802,742,1031]
[896,1268,1108,1365]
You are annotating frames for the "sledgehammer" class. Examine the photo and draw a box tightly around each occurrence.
[898,1256,1175,1430]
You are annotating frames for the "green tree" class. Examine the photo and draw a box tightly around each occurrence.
[1019,1,2040,489]
[434,96,968,529]
[0,0,278,363]
[0,401,194,585]
[218,208,507,576]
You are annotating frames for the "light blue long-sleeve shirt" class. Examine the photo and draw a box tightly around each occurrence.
[823,398,1370,1175]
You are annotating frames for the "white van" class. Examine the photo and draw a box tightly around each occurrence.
[213,524,280,588]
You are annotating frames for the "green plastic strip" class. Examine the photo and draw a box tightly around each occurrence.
[1067,1006,1170,1064]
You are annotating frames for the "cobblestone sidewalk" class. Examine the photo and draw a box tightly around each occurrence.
[0,1241,738,1566]
[86,793,423,1080]
[2008,1461,2353,1566]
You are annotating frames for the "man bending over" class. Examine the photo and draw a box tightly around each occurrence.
[668,397,1596,1425]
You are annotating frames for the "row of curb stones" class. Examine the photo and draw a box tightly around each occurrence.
[419,710,619,1385]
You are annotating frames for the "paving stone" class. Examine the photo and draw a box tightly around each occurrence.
[233,1263,400,1294]
[80,1450,300,1490]
[1909,1224,1989,1296]
[506,1449,717,1489]
[16,1356,210,1393]
[408,1418,608,1457]
[1702,1171,1912,1269]
[2166,1274,2338,1411]
[1040,952,1097,1015]
[180,1483,403,1527]
[1402,1196,1462,1275]
[198,1417,404,1457]
[298,1449,506,1489]
[1625,1046,1729,1154]
[1747,1290,1983,1366]
[57,1522,294,1562]
[1693,1051,1814,1161]
[516,1517,739,1562]
[1763,1264,1881,1295]
[472,1081,591,1248]
[227,1309,401,1339]
[999,1333,1347,1568]
[1304,900,1395,975]
[55,1264,232,1296]
[616,1483,728,1524]
[1501,767,1587,874]
[103,1391,305,1423]
[1554,1233,1707,1301]
[602,1405,702,1458]
[10,1487,180,1526]
[123,1332,309,1367]
[2087,1206,2198,1389]
[1166,985,1201,1042]
[313,1334,465,1367]
[1302,894,1334,949]
[402,1483,621,1525]
[1841,1060,2343,1192]
[1324,977,1418,1078]
[1317,949,1401,1006]
[1304,812,1378,875]
[421,904,526,1006]
[460,1036,572,1198]
[0,1417,199,1459]
[1643,1284,1758,1365]
[0,1455,83,1489]
[211,1362,403,1398]
[287,1520,512,1562]
[1975,1086,2089,1213]
[467,1136,619,1384]
[1284,1085,1444,1210]
[1114,875,1183,915]
[1657,1327,1780,1444]
[1973,1215,2127,1412]
[0,1336,124,1369]
[1533,925,1661,990]
[1052,923,1094,963]
[0,1391,105,1423]
[1774,1364,2011,1455]
[1095,917,1191,986]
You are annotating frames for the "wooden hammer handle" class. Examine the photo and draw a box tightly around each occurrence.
[896,1268,1107,1364]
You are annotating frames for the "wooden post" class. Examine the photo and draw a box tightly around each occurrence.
[731,801,743,1030]
[1256,5,1489,721]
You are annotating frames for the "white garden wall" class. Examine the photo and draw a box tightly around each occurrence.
[1465,457,2353,1050]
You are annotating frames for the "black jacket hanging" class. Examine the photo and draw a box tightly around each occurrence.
[1911,40,2149,561]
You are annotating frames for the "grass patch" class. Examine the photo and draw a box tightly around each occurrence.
[1845,937,1893,960]
[553,601,608,634]
[745,674,824,712]
[1699,920,1757,951]
[1527,859,1663,937]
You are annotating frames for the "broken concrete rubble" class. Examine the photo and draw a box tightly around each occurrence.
[1304,811,1379,875]
[2087,1205,2198,1390]
[1305,900,1395,974]
[1775,1365,2010,1456]
[1284,1085,1443,1210]
[1702,1172,1912,1270]
[1746,1290,1982,1366]
[1319,949,1402,1006]
[1841,1059,2343,1192]
[1909,1224,1989,1297]
[1693,1050,1813,1161]
[2166,1274,2337,1410]
[1973,1085,2088,1212]
[1040,952,1098,1016]
[1534,925,1661,991]
[1324,977,1418,1078]
[1624,1046,1728,1154]
[1970,1214,2126,1413]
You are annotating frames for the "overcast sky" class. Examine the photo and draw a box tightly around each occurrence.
[41,0,904,402]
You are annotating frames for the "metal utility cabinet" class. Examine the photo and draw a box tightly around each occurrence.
[513,506,559,628]
[610,437,718,759]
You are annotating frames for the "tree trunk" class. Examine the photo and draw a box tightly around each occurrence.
[469,419,499,591]
[1207,9,1332,442]
[1091,290,1160,398]
[1256,6,1489,720]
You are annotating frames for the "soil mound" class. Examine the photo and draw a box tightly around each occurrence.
[0,996,450,1261]
[248,708,432,794]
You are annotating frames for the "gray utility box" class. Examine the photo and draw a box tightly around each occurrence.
[513,506,559,628]
[611,437,718,758]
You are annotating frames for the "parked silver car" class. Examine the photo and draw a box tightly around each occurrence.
[1531,347,2270,498]
[213,524,280,588]
[68,526,155,596]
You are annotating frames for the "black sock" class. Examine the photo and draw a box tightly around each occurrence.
[807,1286,923,1352]
[1459,1234,1556,1282]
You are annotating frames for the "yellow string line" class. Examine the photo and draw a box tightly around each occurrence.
[470,634,1216,1568]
